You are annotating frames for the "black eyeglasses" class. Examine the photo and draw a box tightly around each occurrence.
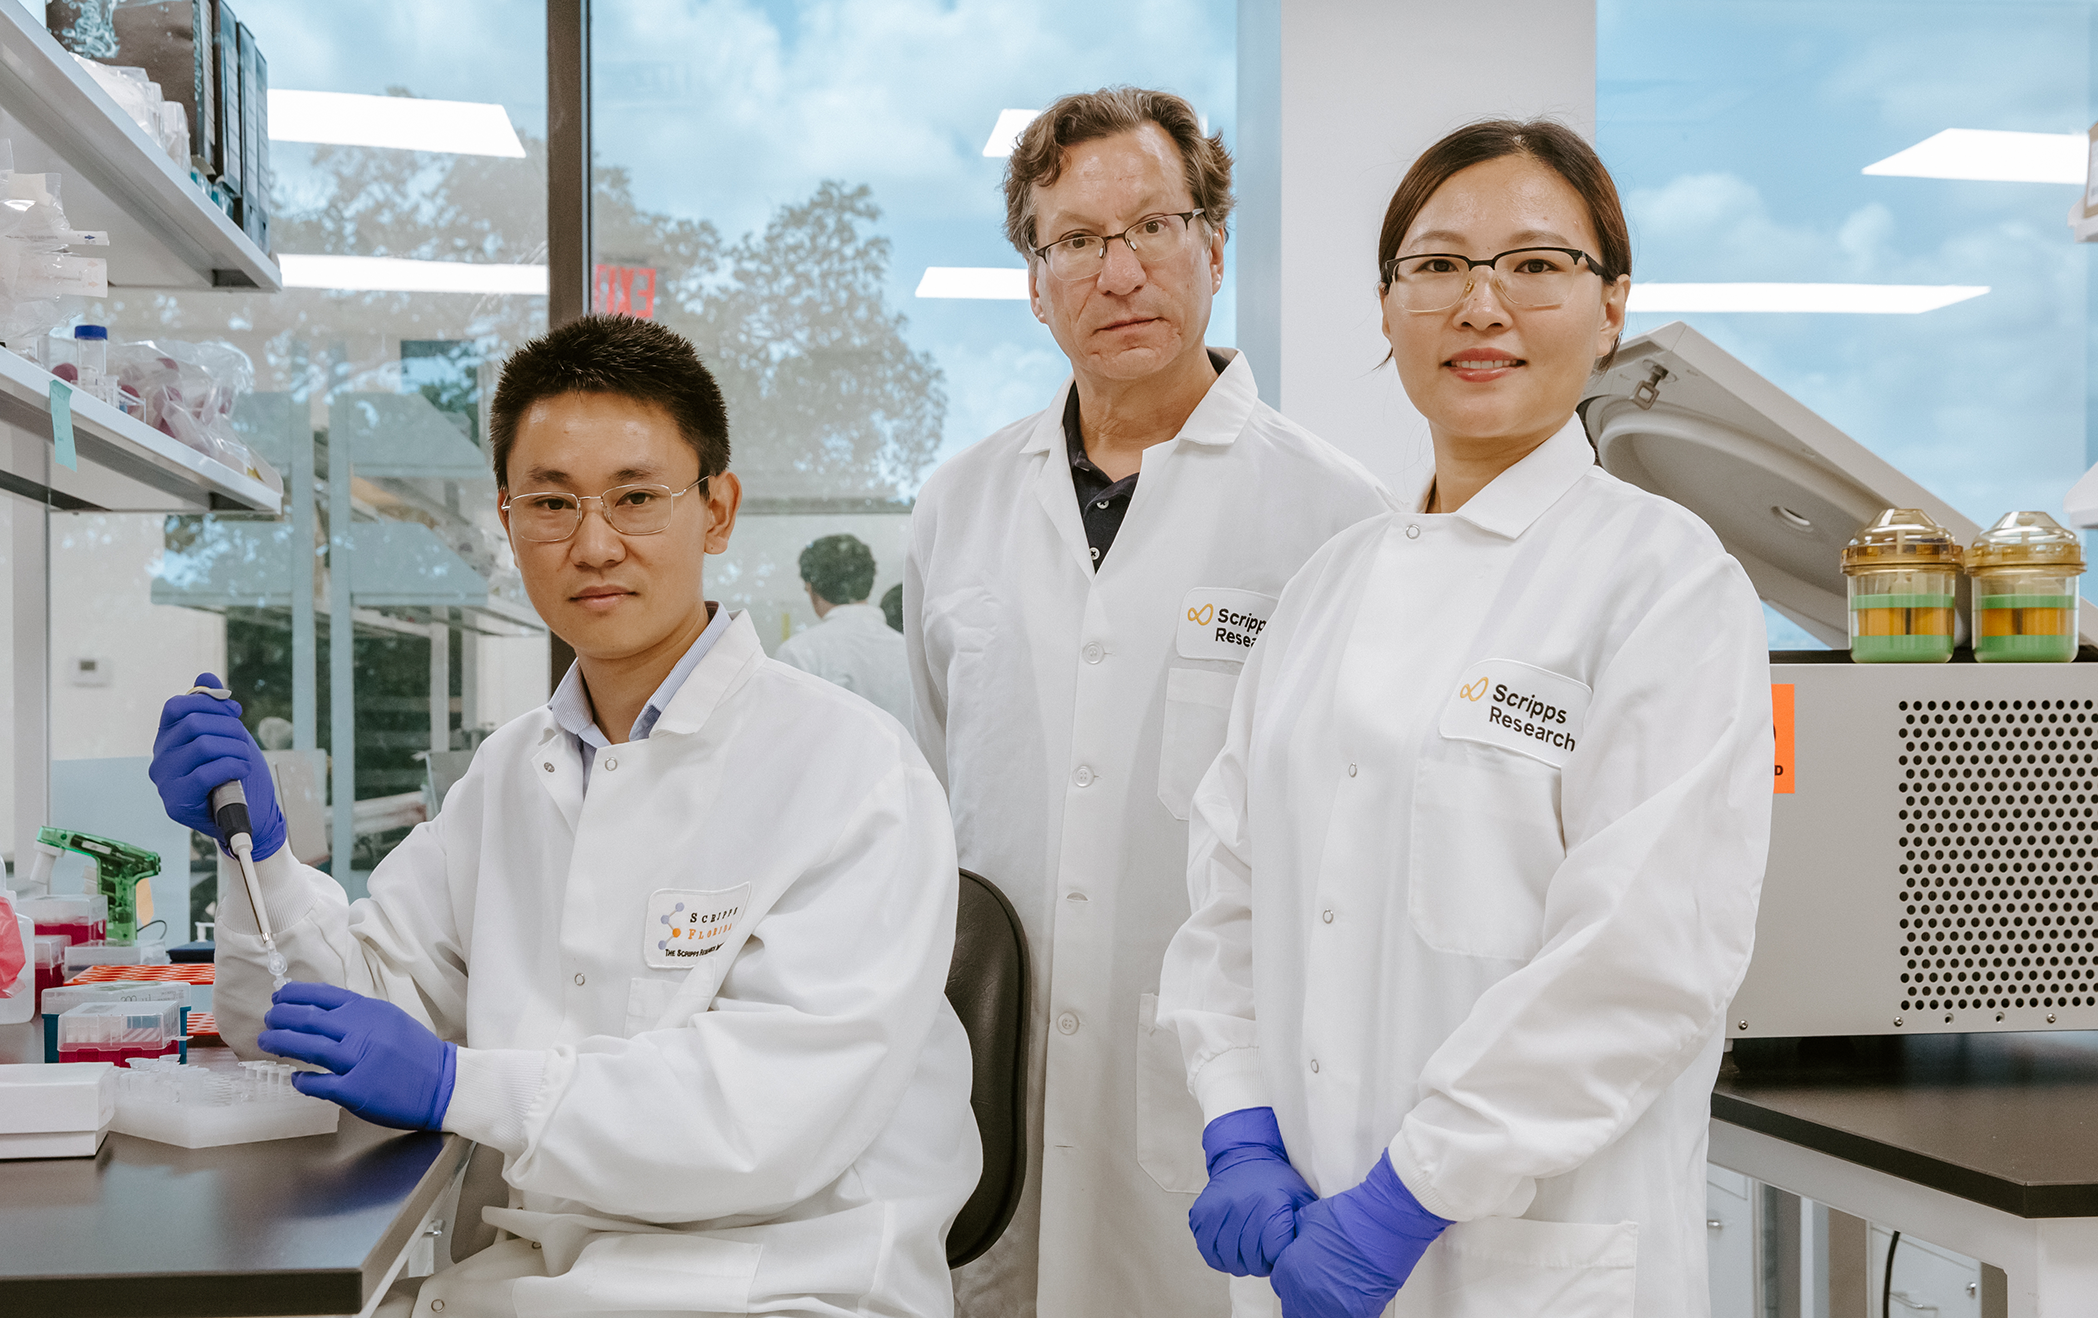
[1381,246,1600,313]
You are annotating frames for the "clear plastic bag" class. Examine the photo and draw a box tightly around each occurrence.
[109,339,276,491]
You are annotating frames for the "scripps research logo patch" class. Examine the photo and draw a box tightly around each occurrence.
[1176,587,1279,663]
[1438,659,1591,768]
[642,884,752,970]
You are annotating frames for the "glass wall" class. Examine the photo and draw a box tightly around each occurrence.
[588,0,1237,649]
[1598,0,2098,646]
[33,0,550,912]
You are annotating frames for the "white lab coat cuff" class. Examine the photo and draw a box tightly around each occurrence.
[215,846,316,938]
[1189,1047,1271,1125]
[1386,1125,1537,1224]
[444,1046,547,1158]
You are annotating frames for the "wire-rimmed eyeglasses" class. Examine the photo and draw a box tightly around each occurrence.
[1381,246,1600,314]
[502,476,709,543]
[1031,210,1207,281]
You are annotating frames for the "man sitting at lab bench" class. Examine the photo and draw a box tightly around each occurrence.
[147,315,980,1317]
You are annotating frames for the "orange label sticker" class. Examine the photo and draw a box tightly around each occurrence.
[1772,683,1795,794]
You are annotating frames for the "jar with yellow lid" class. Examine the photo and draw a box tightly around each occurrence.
[1842,509,1961,663]
[1968,511,2084,663]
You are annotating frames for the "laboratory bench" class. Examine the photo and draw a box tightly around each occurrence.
[1710,1031,2098,1317]
[0,1046,470,1318]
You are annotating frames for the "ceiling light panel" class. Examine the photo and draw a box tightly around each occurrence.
[1630,283,1989,314]
[279,254,547,295]
[982,109,1041,158]
[269,90,528,158]
[915,267,1028,299]
[1862,129,2083,184]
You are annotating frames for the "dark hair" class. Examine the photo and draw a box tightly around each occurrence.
[1003,86,1232,257]
[1376,119,1631,369]
[879,582,903,632]
[800,533,877,606]
[487,315,730,486]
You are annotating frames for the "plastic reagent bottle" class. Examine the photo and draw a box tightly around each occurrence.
[1968,511,2085,663]
[1842,509,1962,663]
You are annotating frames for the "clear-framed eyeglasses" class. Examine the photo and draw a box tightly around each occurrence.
[1381,246,1600,314]
[1032,209,1208,281]
[502,476,709,543]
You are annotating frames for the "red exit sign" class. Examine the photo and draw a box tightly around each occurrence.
[593,264,657,318]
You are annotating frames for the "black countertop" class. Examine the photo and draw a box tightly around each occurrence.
[1714,1032,2098,1218]
[0,1083,470,1318]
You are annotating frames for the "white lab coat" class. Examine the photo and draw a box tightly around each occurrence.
[776,601,913,725]
[906,351,1391,1318]
[214,611,980,1318]
[1158,420,1773,1318]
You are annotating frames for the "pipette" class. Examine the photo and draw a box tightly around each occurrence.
[186,684,288,991]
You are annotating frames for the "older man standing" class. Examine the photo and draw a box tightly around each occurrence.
[905,88,1389,1318]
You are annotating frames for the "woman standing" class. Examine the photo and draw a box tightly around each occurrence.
[1158,121,1773,1318]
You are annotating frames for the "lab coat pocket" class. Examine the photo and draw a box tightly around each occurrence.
[1408,742,1564,961]
[623,977,681,1038]
[1158,668,1239,821]
[1134,992,1208,1194]
[1392,1217,1637,1318]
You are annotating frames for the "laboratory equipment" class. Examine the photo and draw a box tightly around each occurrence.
[0,1062,116,1159]
[1968,512,2085,663]
[56,999,184,1065]
[32,935,65,1011]
[111,1052,336,1148]
[63,939,170,981]
[19,891,107,946]
[22,826,162,946]
[1584,321,2098,1041]
[40,981,188,1064]
[1842,510,1961,663]
[71,323,107,402]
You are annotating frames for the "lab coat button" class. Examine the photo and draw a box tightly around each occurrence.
[1083,642,1103,664]
[1057,1012,1079,1035]
[573,973,586,986]
[1073,766,1094,787]
[605,758,618,771]
[431,1303,444,1313]
[1322,909,1335,924]
[1347,763,1357,777]
[1405,524,1421,539]
[1309,1059,1321,1073]
[542,762,554,772]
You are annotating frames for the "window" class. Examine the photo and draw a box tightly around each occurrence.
[588,0,1237,648]
[1599,0,2096,645]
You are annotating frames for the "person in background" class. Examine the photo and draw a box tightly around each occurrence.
[775,532,912,724]
[881,582,904,632]
[1159,120,1772,1318]
[906,86,1390,1318]
[149,315,978,1318]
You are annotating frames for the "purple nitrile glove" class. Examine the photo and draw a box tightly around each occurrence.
[259,981,458,1131]
[1188,1107,1319,1277]
[149,671,286,861]
[1270,1150,1452,1318]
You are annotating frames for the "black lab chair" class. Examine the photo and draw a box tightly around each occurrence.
[945,869,1030,1268]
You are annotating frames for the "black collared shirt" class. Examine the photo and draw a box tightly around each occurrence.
[1064,351,1227,570]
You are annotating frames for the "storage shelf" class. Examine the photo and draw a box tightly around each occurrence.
[0,345,279,512]
[0,2,279,291]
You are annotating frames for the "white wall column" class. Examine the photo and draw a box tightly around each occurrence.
[1236,0,1597,492]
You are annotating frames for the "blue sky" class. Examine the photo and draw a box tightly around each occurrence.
[1600,0,2096,539]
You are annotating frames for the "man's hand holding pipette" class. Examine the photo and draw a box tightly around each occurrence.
[150,673,286,861]
[152,672,291,987]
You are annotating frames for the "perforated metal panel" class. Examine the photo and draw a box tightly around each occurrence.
[1729,663,2098,1039]
[1894,696,2098,1018]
